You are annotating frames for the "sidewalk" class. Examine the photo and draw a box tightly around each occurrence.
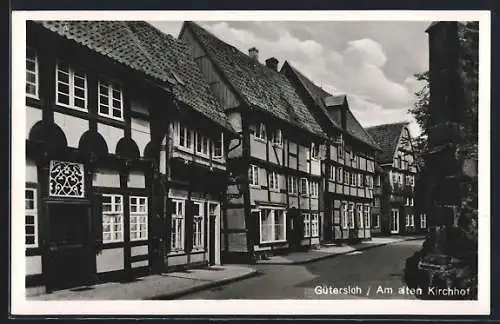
[28,265,258,300]
[257,235,425,265]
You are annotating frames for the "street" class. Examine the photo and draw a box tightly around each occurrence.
[177,239,424,299]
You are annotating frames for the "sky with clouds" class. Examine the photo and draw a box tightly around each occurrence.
[149,20,431,137]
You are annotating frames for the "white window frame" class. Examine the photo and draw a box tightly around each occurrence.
[249,165,259,186]
[405,214,411,227]
[287,176,298,194]
[213,132,224,159]
[329,165,336,181]
[357,204,364,228]
[363,205,370,229]
[310,180,319,198]
[25,188,38,248]
[341,202,348,229]
[102,194,124,243]
[372,213,381,229]
[344,170,350,185]
[174,121,194,152]
[375,175,381,186]
[410,197,414,206]
[98,79,124,121]
[258,208,287,243]
[337,167,343,183]
[26,47,38,99]
[391,209,400,233]
[272,128,283,146]
[300,178,309,196]
[269,171,279,191]
[171,199,185,252]
[55,61,88,111]
[311,213,319,237]
[303,213,311,237]
[311,142,320,160]
[255,122,267,141]
[129,196,148,241]
[192,201,205,250]
[410,214,415,227]
[420,213,427,229]
[348,203,355,229]
[196,132,210,157]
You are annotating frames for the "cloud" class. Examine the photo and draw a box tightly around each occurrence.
[344,38,387,68]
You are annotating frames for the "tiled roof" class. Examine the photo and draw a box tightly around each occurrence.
[35,20,234,132]
[283,62,379,149]
[183,21,326,138]
[366,122,409,164]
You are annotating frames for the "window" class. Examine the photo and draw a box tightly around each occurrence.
[358,174,363,188]
[25,188,38,247]
[310,180,319,197]
[303,213,311,237]
[56,61,87,110]
[129,196,148,241]
[357,204,364,228]
[26,47,38,98]
[374,197,381,207]
[341,202,348,229]
[350,173,357,187]
[213,133,224,158]
[249,165,259,186]
[348,203,355,229]
[259,209,286,243]
[337,167,343,183]
[329,165,336,181]
[196,132,210,157]
[410,214,415,226]
[405,214,412,227]
[363,205,370,229]
[49,160,85,198]
[406,197,410,206]
[192,201,205,249]
[344,170,349,185]
[255,122,267,140]
[98,80,123,120]
[300,178,309,196]
[171,199,185,251]
[175,121,193,150]
[375,175,381,187]
[337,143,344,158]
[392,172,398,185]
[372,214,380,228]
[269,172,279,191]
[410,198,414,206]
[272,129,283,146]
[311,142,320,160]
[102,194,124,243]
[420,214,427,228]
[311,214,319,237]
[288,176,298,194]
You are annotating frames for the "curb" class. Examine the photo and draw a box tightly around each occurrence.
[147,269,260,300]
[259,236,425,265]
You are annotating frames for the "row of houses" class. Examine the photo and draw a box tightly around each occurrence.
[23,20,426,293]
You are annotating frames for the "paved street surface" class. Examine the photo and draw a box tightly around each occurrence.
[177,239,424,300]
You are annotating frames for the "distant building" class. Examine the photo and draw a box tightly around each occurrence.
[282,62,380,243]
[367,122,425,235]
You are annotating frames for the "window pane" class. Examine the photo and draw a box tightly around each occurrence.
[26,236,35,245]
[74,88,85,99]
[74,98,85,108]
[112,108,122,118]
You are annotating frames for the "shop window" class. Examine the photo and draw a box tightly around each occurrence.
[259,209,286,243]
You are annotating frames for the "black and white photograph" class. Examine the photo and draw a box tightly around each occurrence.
[10,10,490,316]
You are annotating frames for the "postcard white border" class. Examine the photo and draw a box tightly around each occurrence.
[11,10,491,316]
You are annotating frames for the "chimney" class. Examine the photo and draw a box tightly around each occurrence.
[265,57,279,71]
[248,47,259,61]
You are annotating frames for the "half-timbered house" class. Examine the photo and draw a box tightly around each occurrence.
[179,21,328,263]
[367,122,424,235]
[24,20,234,295]
[282,62,380,243]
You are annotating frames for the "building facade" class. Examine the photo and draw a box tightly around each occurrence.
[24,21,233,294]
[282,62,380,243]
[180,21,328,263]
[367,123,425,235]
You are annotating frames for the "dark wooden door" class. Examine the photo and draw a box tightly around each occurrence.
[44,202,93,291]
[208,213,216,265]
[287,209,302,251]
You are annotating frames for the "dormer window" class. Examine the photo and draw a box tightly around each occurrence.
[56,61,87,110]
[311,142,320,160]
[98,79,124,121]
[272,129,283,146]
[26,47,38,98]
[255,122,267,141]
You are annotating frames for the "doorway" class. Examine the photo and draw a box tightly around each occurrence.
[287,208,302,251]
[44,201,94,291]
[390,208,400,234]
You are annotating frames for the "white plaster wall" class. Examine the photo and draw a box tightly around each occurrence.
[96,248,124,273]
[26,159,38,183]
[53,112,88,148]
[132,260,148,268]
[26,255,42,275]
[26,106,42,139]
[93,169,120,188]
[127,171,145,188]
[131,245,148,257]
[98,123,124,154]
[131,117,150,157]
